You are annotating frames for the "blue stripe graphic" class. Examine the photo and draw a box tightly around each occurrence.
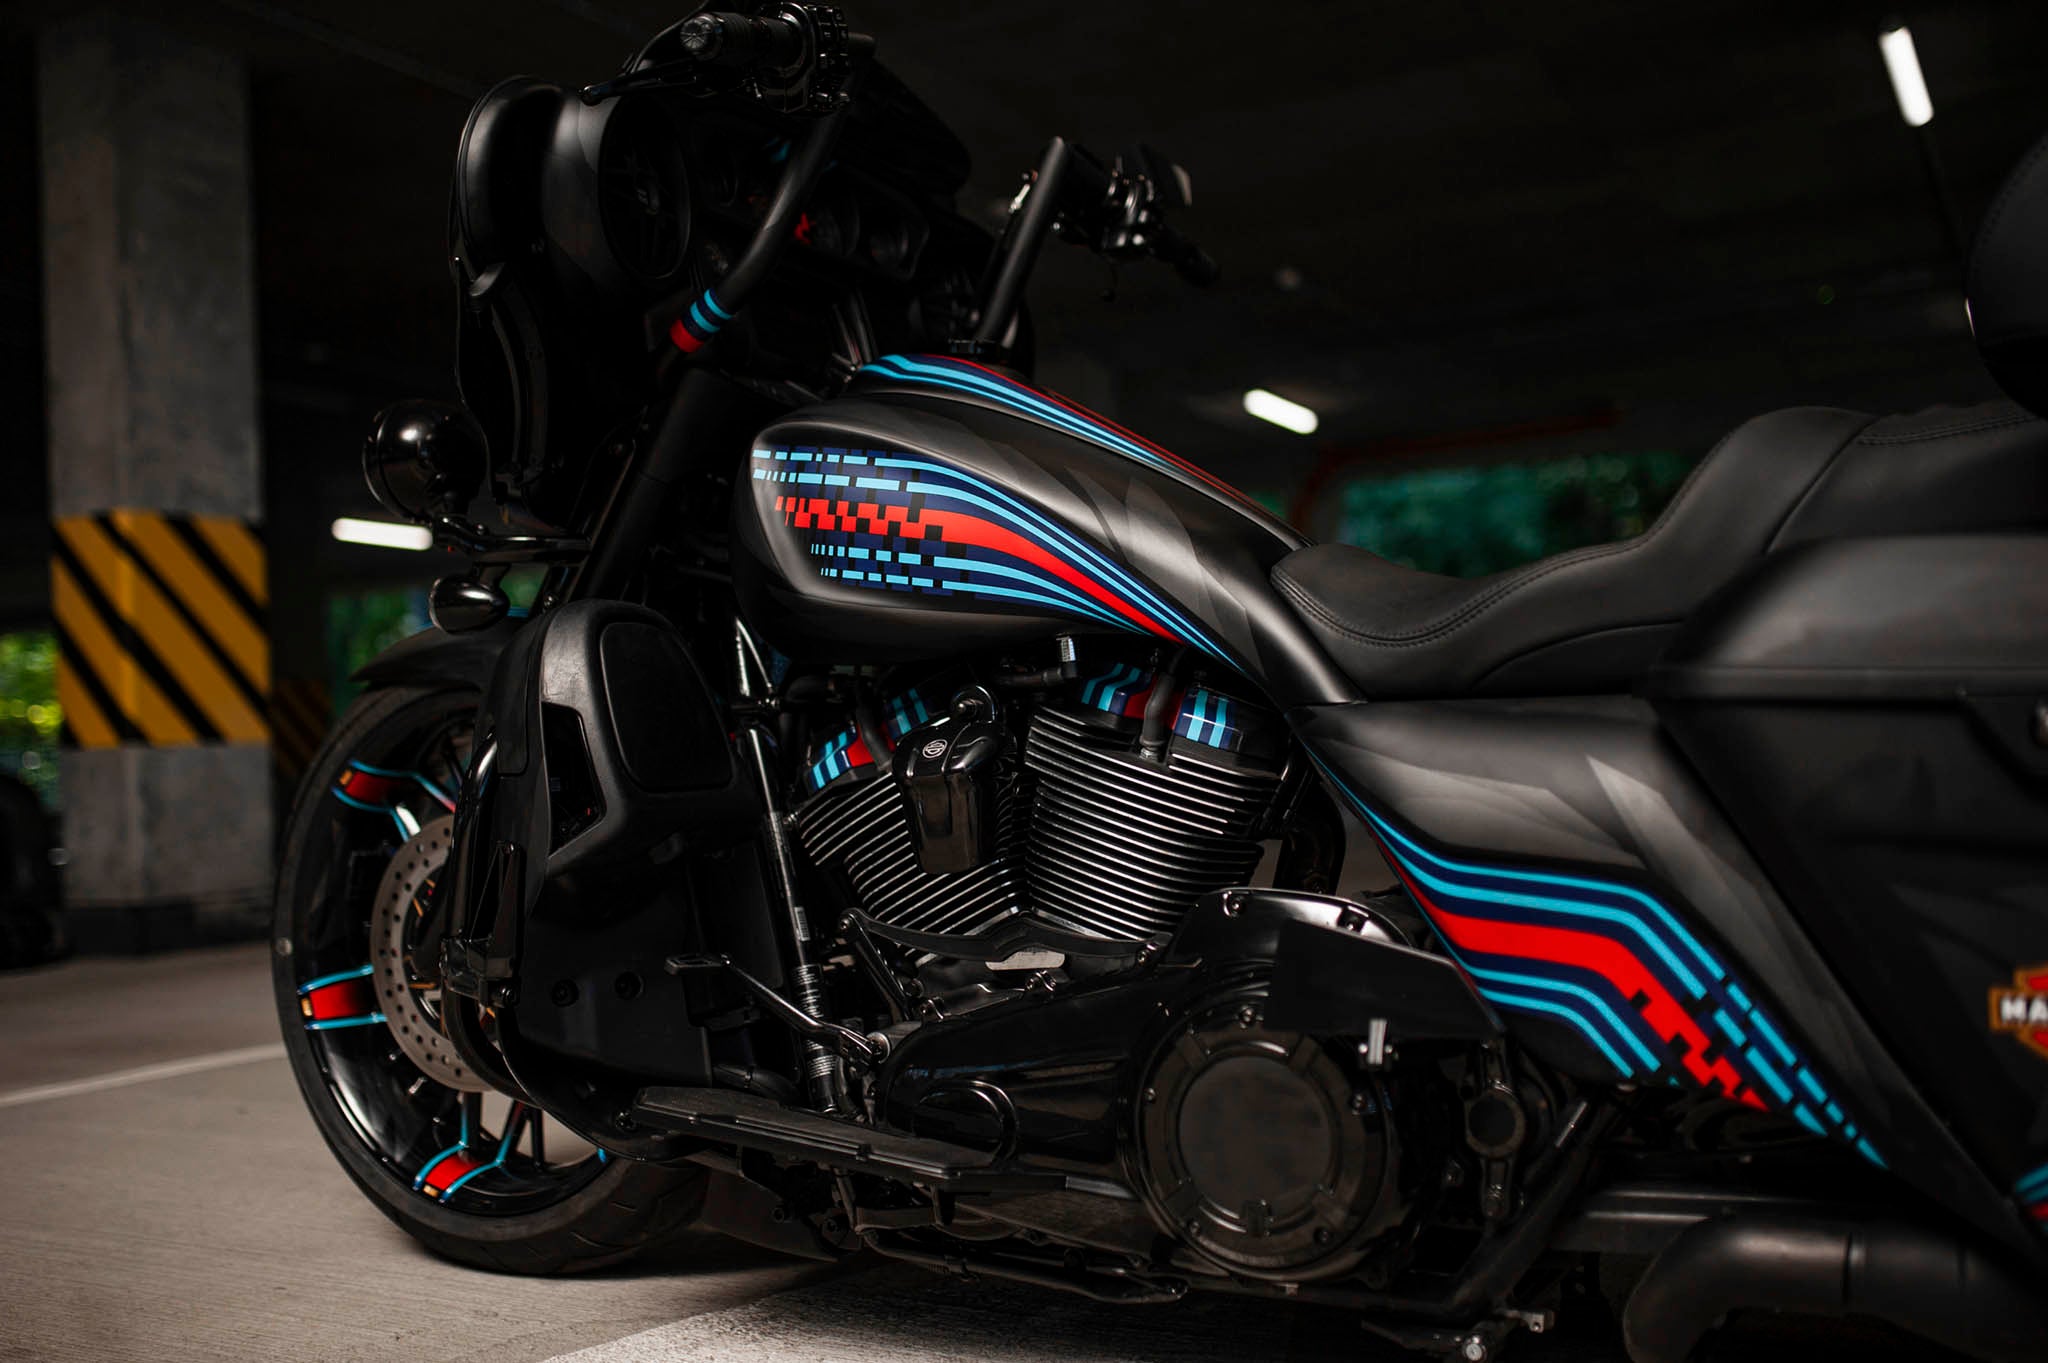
[299,964,375,994]
[759,446,1232,662]
[1308,753,1884,1169]
[305,1014,388,1031]
[860,355,1257,520]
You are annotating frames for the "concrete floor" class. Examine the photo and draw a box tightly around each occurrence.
[0,946,1896,1363]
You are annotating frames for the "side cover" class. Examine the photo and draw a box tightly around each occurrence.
[1294,695,2039,1262]
[1649,534,2048,1242]
[731,353,1354,709]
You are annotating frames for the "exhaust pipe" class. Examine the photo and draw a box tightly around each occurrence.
[1622,1215,2048,1363]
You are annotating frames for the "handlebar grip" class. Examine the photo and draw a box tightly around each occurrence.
[678,11,806,68]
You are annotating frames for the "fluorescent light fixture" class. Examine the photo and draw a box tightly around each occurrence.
[332,517,433,551]
[1243,388,1319,435]
[1880,26,1933,127]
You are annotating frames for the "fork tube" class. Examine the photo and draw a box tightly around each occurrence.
[733,619,846,1110]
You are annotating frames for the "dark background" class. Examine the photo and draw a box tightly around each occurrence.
[1,0,2044,647]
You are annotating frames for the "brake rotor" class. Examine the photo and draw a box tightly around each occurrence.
[370,816,487,1093]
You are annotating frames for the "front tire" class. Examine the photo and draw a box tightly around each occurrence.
[272,681,707,1274]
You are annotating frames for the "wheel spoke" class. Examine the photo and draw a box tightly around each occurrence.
[289,692,608,1216]
[526,1106,547,1168]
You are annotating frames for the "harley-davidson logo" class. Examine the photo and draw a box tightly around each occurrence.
[1989,965,2048,1061]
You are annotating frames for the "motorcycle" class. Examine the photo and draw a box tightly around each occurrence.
[273,6,2048,1358]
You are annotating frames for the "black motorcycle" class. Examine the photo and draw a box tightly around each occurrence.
[273,8,2048,1359]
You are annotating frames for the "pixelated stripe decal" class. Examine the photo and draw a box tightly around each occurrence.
[1081,664,1152,717]
[802,687,935,794]
[1313,759,1884,1168]
[754,448,1231,663]
[1175,689,1240,750]
[884,688,931,737]
[1075,666,1246,753]
[805,728,873,791]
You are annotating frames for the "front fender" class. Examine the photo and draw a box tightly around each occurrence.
[351,617,524,692]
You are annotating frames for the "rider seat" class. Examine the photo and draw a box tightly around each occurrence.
[1273,402,2048,697]
[1274,128,2048,700]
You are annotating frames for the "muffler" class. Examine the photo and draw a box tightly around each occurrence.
[1622,1214,2048,1363]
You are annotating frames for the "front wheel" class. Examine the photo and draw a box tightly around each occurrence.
[272,682,707,1273]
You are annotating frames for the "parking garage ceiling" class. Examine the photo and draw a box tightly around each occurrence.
[4,0,2047,604]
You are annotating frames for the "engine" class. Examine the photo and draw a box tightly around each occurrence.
[793,660,1287,947]
[778,656,1519,1293]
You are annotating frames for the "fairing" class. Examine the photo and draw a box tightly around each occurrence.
[732,353,1354,708]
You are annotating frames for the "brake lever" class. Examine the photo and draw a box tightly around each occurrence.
[579,58,706,106]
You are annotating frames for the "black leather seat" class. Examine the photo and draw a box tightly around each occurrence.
[1272,404,2048,697]
[1274,124,2048,700]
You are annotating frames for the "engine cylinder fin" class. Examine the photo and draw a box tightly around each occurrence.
[1023,752,1265,845]
[1025,717,1275,838]
[1029,805,1265,876]
[1023,705,1277,941]
[1027,817,1260,908]
[795,769,1027,939]
[798,684,1281,949]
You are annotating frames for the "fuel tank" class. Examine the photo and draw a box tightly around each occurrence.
[731,354,1353,707]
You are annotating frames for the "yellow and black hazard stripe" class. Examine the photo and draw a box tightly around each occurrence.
[51,510,268,749]
[269,676,333,783]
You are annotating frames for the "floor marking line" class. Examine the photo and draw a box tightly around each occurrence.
[0,1042,287,1109]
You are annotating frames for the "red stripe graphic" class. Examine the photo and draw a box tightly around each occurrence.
[337,769,406,803]
[422,1150,487,1197]
[304,976,377,1022]
[949,358,1265,511]
[1385,850,1755,1105]
[782,495,1175,640]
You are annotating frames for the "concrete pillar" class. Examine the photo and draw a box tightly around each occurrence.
[38,12,272,950]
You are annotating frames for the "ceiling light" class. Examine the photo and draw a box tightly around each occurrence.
[1880,26,1933,128]
[1243,388,1319,435]
[332,517,433,551]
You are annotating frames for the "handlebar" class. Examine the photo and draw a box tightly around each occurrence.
[582,4,868,116]
[677,10,807,71]
[1146,222,1220,288]
[971,137,1218,350]
[631,6,868,351]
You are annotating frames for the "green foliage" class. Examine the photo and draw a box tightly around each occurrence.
[0,631,62,808]
[501,566,546,610]
[327,588,431,708]
[1334,451,1700,578]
